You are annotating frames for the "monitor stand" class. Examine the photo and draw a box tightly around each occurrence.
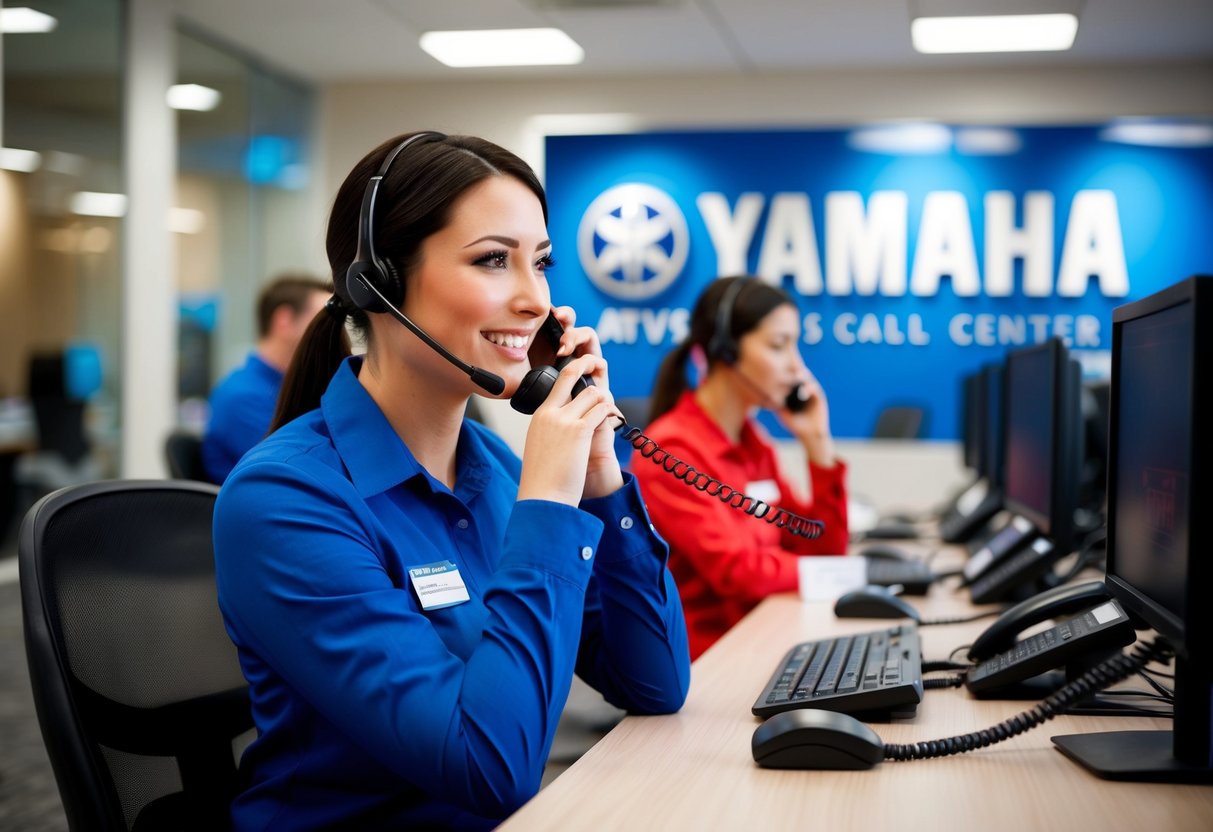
[1052,731,1213,784]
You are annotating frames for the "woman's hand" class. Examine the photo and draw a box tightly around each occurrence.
[780,370,837,468]
[517,307,624,505]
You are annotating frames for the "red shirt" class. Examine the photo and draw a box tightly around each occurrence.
[632,391,849,659]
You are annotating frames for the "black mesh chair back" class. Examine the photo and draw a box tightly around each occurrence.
[873,406,927,439]
[164,431,207,482]
[18,479,252,831]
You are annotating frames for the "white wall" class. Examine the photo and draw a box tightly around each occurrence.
[313,61,1212,501]
[320,61,1213,195]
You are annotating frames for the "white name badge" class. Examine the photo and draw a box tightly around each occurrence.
[745,478,781,506]
[408,560,471,610]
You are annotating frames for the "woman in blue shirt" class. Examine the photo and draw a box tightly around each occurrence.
[212,132,690,831]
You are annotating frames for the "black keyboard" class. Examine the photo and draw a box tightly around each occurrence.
[866,559,935,596]
[752,624,924,719]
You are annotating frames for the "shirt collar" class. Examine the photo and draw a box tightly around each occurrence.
[322,356,424,498]
[247,352,284,383]
[320,356,493,501]
[671,390,765,458]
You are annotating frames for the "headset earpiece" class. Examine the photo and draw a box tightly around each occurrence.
[707,277,748,365]
[344,131,443,314]
[346,259,396,313]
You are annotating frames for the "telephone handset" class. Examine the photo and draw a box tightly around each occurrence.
[510,312,593,415]
[968,579,1112,662]
[960,515,1067,604]
[785,385,811,413]
[962,580,1136,698]
[967,536,1068,605]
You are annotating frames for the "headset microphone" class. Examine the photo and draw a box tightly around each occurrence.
[351,274,506,396]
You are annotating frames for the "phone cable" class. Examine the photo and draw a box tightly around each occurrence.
[882,635,1173,762]
[618,423,825,540]
[922,659,973,673]
[920,609,1003,627]
[1056,527,1108,583]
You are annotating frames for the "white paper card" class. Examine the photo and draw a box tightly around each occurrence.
[408,560,471,610]
[797,556,868,602]
[745,478,781,506]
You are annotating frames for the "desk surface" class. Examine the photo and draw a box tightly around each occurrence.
[503,563,1213,831]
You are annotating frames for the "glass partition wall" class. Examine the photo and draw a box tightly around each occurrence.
[175,27,318,432]
[0,6,317,513]
[1,0,124,501]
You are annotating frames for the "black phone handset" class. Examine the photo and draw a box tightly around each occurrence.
[785,384,811,413]
[967,579,1112,662]
[509,313,592,415]
[511,314,825,541]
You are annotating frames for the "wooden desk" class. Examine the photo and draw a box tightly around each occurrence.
[503,577,1213,830]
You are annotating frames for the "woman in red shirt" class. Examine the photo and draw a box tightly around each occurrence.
[633,276,849,659]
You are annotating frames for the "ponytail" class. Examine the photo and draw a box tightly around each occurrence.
[647,340,694,425]
[270,299,351,433]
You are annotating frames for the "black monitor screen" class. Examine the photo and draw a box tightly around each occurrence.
[1055,277,1210,779]
[1111,300,1191,626]
[1003,345,1054,532]
[981,364,1004,488]
[962,372,982,471]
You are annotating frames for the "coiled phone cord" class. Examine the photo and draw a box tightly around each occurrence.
[617,423,826,541]
[883,636,1173,761]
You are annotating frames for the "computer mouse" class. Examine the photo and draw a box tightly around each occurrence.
[752,708,885,770]
[859,544,911,561]
[834,586,921,621]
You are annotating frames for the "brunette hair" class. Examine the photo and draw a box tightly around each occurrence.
[256,274,328,336]
[270,132,547,432]
[647,275,796,423]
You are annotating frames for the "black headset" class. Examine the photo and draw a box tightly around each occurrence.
[345,131,447,313]
[340,131,506,395]
[706,277,750,365]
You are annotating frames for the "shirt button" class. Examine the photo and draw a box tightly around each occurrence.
[580,546,593,561]
[456,518,469,529]
[620,516,634,530]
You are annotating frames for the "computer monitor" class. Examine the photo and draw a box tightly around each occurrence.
[961,371,983,472]
[1002,338,1083,553]
[978,363,1005,490]
[1054,275,1212,782]
[1080,379,1111,515]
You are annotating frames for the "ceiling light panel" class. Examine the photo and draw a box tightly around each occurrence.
[912,13,1078,54]
[0,7,58,33]
[419,28,584,67]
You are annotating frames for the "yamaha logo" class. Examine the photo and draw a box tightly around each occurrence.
[577,183,689,301]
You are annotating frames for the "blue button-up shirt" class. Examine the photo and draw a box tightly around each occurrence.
[214,357,690,831]
[202,352,284,483]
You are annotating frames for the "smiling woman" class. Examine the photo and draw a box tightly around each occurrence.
[212,130,690,831]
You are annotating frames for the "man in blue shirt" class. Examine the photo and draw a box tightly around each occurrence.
[201,275,328,482]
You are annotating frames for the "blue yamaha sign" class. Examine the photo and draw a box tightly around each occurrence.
[544,127,1213,440]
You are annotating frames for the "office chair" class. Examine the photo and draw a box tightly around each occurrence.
[872,406,927,439]
[164,430,207,482]
[19,479,252,832]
